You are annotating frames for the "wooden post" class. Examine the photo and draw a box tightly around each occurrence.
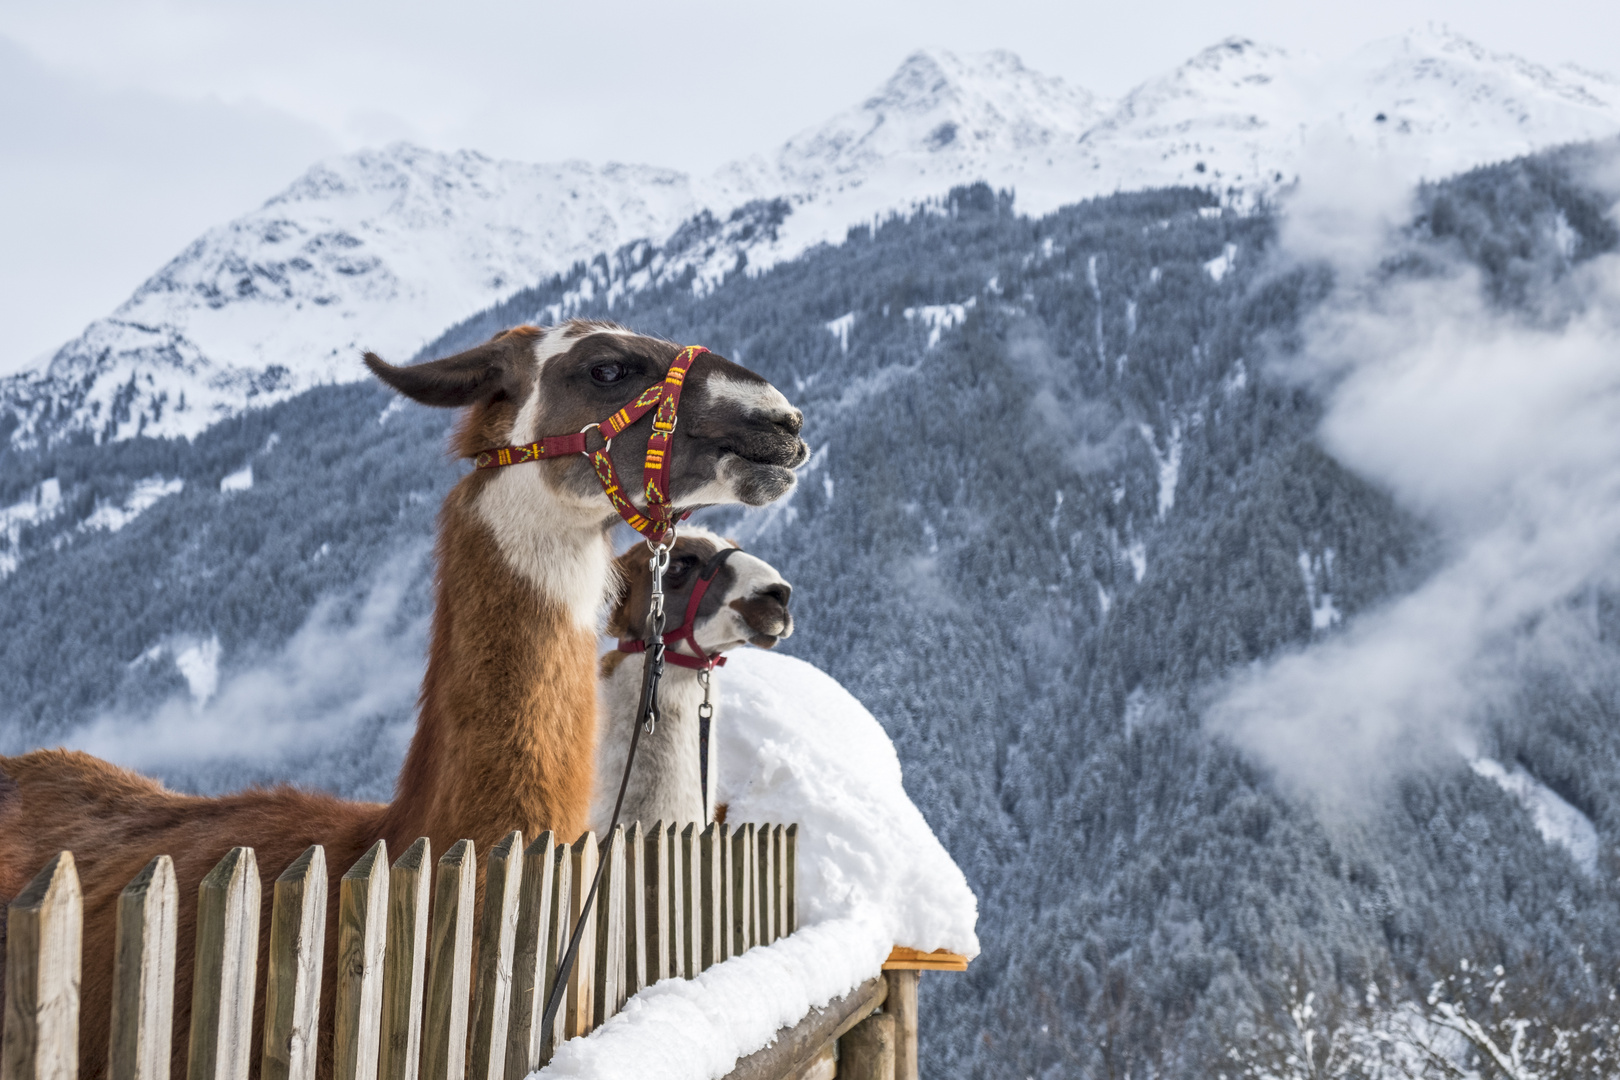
[380,839,431,1080]
[718,825,734,962]
[564,834,598,1040]
[503,832,555,1080]
[261,847,326,1080]
[697,825,722,971]
[754,824,772,946]
[729,824,752,957]
[188,847,260,1080]
[638,822,665,990]
[770,825,786,942]
[882,971,919,1080]
[470,832,522,1080]
[675,824,696,978]
[335,841,389,1080]
[539,843,571,1064]
[2,851,82,1080]
[110,855,177,1080]
[623,824,649,997]
[591,827,626,1028]
[420,840,475,1080]
[784,825,798,934]
[839,1011,896,1080]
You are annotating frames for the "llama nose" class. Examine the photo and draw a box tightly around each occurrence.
[760,582,792,607]
[774,409,804,438]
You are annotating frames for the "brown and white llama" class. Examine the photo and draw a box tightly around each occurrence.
[0,320,808,1079]
[593,529,793,831]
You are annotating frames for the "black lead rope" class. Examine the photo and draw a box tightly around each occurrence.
[539,541,671,1037]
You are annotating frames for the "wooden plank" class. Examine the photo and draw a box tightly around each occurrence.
[666,824,685,980]
[261,847,327,1080]
[623,824,649,997]
[674,824,695,979]
[538,843,571,1065]
[718,826,733,962]
[720,976,887,1080]
[789,1044,836,1080]
[697,825,721,972]
[380,839,431,1080]
[469,832,522,1080]
[638,822,664,990]
[839,1010,896,1080]
[2,851,82,1080]
[728,825,751,957]
[784,825,798,935]
[335,841,389,1080]
[883,970,919,1080]
[755,824,773,946]
[502,832,555,1080]
[110,854,177,1080]
[881,947,969,972]
[563,834,598,1040]
[590,828,626,1028]
[770,826,786,943]
[420,840,476,1080]
[188,847,260,1080]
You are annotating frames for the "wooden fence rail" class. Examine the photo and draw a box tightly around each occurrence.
[2,822,798,1080]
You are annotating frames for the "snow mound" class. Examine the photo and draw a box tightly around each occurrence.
[540,649,977,1078]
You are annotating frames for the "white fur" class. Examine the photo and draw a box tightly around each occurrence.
[705,376,797,421]
[474,329,615,630]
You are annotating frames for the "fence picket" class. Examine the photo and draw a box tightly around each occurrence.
[539,843,571,1064]
[623,824,649,997]
[664,822,683,984]
[638,822,665,989]
[564,834,598,1039]
[188,847,260,1080]
[110,855,177,1080]
[470,832,522,1080]
[380,839,431,1080]
[785,825,798,934]
[503,831,555,1080]
[755,824,774,946]
[719,825,734,962]
[592,828,628,1028]
[771,826,787,942]
[335,841,389,1080]
[697,825,721,971]
[2,851,82,1080]
[729,825,753,957]
[261,847,326,1080]
[421,840,475,1080]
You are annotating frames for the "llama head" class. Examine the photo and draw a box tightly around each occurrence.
[364,320,809,519]
[608,528,793,655]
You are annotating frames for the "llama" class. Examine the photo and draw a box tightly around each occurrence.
[593,529,793,831]
[0,320,807,1079]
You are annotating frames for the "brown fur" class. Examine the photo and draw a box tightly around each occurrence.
[0,320,807,1080]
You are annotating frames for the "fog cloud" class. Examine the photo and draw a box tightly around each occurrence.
[65,549,430,801]
[1210,149,1620,804]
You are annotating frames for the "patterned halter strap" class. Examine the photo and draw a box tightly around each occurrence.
[616,545,742,671]
[470,345,709,545]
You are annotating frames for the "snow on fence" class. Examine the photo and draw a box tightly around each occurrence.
[1,821,805,1080]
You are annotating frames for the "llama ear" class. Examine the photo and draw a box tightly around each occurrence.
[364,339,518,408]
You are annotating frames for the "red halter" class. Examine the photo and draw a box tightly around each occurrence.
[616,546,741,671]
[471,345,708,545]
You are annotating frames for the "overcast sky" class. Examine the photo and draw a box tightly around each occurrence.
[2,0,1616,374]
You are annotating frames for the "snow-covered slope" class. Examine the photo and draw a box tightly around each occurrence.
[7,29,1618,445]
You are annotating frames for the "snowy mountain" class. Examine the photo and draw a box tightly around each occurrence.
[5,29,1618,446]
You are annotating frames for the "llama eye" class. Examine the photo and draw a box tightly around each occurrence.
[590,362,628,385]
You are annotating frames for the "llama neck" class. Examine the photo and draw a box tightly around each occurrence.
[592,659,712,832]
[382,475,612,853]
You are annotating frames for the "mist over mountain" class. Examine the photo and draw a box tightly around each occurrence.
[5,29,1617,451]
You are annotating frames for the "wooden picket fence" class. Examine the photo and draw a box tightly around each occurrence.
[2,821,797,1080]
